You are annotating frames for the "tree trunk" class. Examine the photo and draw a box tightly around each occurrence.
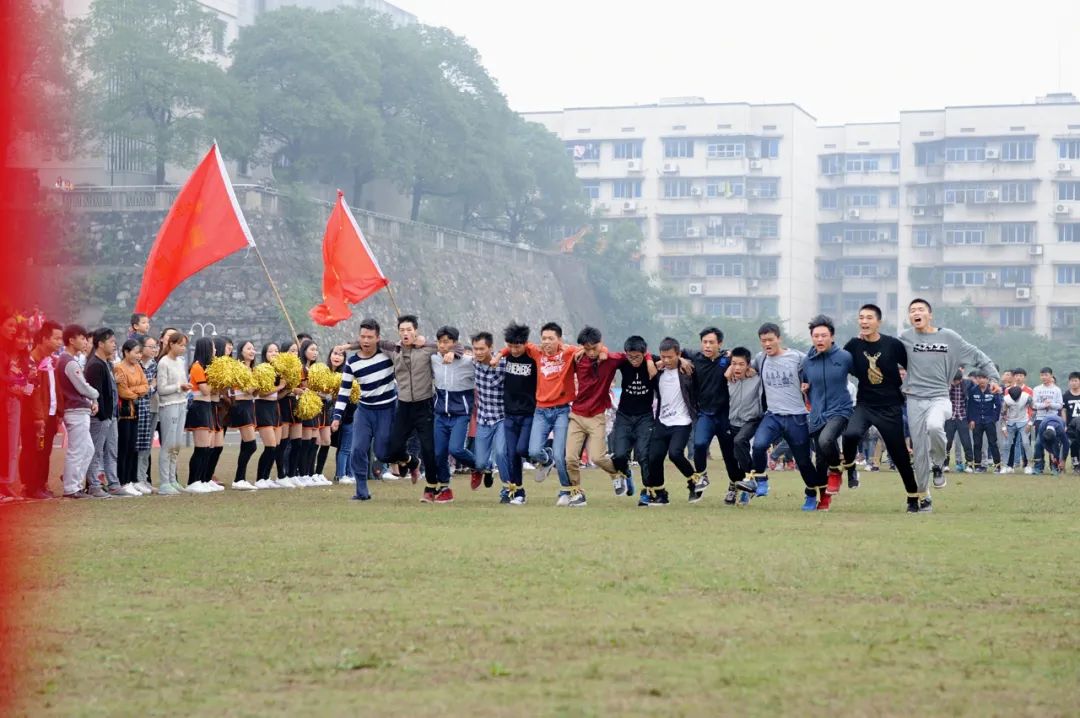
[352,166,371,205]
[155,153,166,185]
[410,182,423,221]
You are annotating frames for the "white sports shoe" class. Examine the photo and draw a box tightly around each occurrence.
[231,479,258,491]
[254,479,269,489]
[266,479,284,489]
[522,461,535,471]
[381,469,399,481]
[277,476,297,488]
[136,482,154,494]
[339,475,356,485]
[122,484,142,496]
[555,492,571,506]
[1023,466,1034,475]
[207,480,225,492]
[187,482,212,494]
[314,475,331,486]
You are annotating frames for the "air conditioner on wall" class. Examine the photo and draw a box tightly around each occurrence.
[626,160,641,172]
[1015,287,1031,300]
[985,190,1000,201]
[913,207,926,216]
[748,279,759,289]
[663,163,679,174]
[685,226,701,238]
[847,208,860,219]
[622,201,637,212]
[688,283,703,295]
[985,148,1000,160]
[1029,245,1044,255]
[749,159,763,170]
[599,224,610,234]
[1056,203,1071,215]
[1057,162,1073,174]
[690,186,703,197]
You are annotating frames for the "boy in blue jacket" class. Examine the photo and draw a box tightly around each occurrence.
[803,315,854,507]
[966,369,1003,473]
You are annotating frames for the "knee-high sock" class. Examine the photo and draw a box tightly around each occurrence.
[306,439,319,475]
[257,445,277,482]
[206,445,224,483]
[288,437,303,476]
[187,447,209,486]
[235,440,257,483]
[276,440,290,479]
[316,444,330,476]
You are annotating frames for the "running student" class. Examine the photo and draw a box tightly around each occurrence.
[469,332,511,499]
[499,323,537,505]
[683,327,735,498]
[609,336,659,501]
[429,325,475,504]
[562,326,621,507]
[802,314,853,510]
[641,338,700,507]
[840,304,918,507]
[900,298,999,513]
[723,346,761,506]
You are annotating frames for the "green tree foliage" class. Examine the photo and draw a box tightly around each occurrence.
[74,0,227,183]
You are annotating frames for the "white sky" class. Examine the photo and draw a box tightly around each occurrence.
[401,0,1080,123]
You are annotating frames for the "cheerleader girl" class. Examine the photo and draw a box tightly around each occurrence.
[205,336,232,489]
[277,340,303,487]
[298,339,325,485]
[229,339,259,490]
[255,343,288,489]
[327,345,355,484]
[184,337,218,493]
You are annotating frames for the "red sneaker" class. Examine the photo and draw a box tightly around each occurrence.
[470,470,483,490]
[420,486,437,503]
[435,487,454,503]
[816,493,832,511]
[825,469,843,495]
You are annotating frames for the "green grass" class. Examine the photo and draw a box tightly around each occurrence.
[15,448,1080,716]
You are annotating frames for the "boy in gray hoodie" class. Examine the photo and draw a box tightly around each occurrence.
[724,346,761,505]
[57,325,101,498]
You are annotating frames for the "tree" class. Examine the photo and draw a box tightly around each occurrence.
[74,0,227,183]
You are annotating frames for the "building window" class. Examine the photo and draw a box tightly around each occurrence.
[945,142,986,162]
[747,178,779,198]
[748,216,779,238]
[566,142,599,161]
[944,185,989,204]
[660,217,692,238]
[913,228,935,247]
[820,155,842,175]
[887,293,898,311]
[1000,140,1034,161]
[664,139,695,158]
[660,257,692,278]
[915,144,941,166]
[1059,224,1080,243]
[212,19,227,54]
[847,191,879,208]
[888,189,898,207]
[943,270,986,286]
[706,142,743,159]
[889,153,900,171]
[612,180,642,199]
[706,178,744,198]
[845,155,879,172]
[613,141,643,160]
[913,187,938,206]
[663,179,694,198]
[705,259,744,277]
[820,190,838,209]
[1057,140,1080,160]
[707,216,745,238]
[760,139,780,159]
[844,228,883,243]
[1001,266,1032,285]
[704,299,745,318]
[756,257,778,278]
[1052,307,1080,328]
[944,225,986,245]
[1056,265,1080,284]
[581,182,599,200]
[1000,223,1034,244]
[1058,182,1080,201]
[819,294,837,312]
[842,294,877,312]
[660,300,681,317]
[841,262,879,277]
[998,308,1033,329]
[1000,182,1034,203]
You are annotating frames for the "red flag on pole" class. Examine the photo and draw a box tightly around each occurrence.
[309,191,389,327]
[134,144,255,317]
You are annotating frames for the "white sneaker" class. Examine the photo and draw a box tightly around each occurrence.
[280,476,299,488]
[122,484,142,496]
[232,479,258,491]
[999,467,1012,474]
[299,475,315,486]
[208,480,225,492]
[315,475,331,486]
[1023,466,1034,475]
[381,469,399,481]
[136,481,154,494]
[522,461,535,471]
[963,466,974,474]
[254,479,269,489]
[187,482,211,494]
[555,492,571,506]
[266,479,283,489]
[534,461,553,483]
[339,475,356,485]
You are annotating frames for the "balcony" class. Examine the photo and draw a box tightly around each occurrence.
[941,284,1034,306]
[942,200,1036,223]
[942,161,1037,183]
[940,242,1039,265]
[819,171,899,188]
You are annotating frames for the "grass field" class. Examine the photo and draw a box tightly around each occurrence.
[11,447,1080,717]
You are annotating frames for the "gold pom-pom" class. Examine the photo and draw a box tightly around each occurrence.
[349,381,360,404]
[205,356,252,392]
[252,363,277,395]
[330,372,343,393]
[271,352,303,390]
[295,389,324,420]
[306,362,336,394]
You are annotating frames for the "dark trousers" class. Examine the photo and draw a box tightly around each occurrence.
[647,421,694,487]
[726,420,760,480]
[842,403,918,494]
[811,416,848,488]
[751,412,817,488]
[19,413,58,494]
[945,418,973,464]
[1068,418,1080,464]
[610,411,653,485]
[693,410,739,481]
[386,399,437,484]
[502,414,533,487]
[117,417,140,485]
[971,422,1000,466]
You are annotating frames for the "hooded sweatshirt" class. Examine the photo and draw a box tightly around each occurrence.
[432,353,475,417]
[803,344,854,432]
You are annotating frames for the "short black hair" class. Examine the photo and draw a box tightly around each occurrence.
[659,337,680,353]
[971,369,988,379]
[623,335,647,353]
[859,303,882,320]
[699,326,723,343]
[296,332,313,342]
[1069,372,1080,382]
[504,322,530,345]
[757,322,781,338]
[120,338,141,357]
[159,326,178,341]
[909,297,933,313]
[63,324,88,346]
[576,325,602,345]
[808,314,835,336]
[436,325,459,342]
[1014,368,1027,377]
[397,314,418,330]
[36,320,62,344]
[359,318,380,336]
[129,313,147,328]
[541,322,562,338]
[470,332,494,347]
[91,327,114,350]
[1041,367,1054,376]
[730,346,752,362]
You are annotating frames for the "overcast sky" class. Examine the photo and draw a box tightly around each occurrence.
[402,0,1080,124]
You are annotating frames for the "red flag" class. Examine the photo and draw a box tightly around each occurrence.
[309,191,389,327]
[135,144,255,317]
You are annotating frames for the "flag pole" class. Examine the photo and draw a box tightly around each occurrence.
[252,243,300,345]
[383,284,402,319]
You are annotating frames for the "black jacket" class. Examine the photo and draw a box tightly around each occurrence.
[84,355,116,421]
[651,368,698,423]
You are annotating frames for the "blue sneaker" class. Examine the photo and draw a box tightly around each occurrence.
[624,469,635,497]
[954,462,966,473]
[499,485,511,504]
[801,494,818,511]
[755,479,770,497]
[637,490,650,507]
[738,491,751,505]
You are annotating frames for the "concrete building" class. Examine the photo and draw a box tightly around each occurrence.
[250,0,415,25]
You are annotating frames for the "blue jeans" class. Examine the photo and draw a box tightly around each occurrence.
[475,420,510,479]
[1033,418,1048,470]
[503,414,533,486]
[349,404,394,498]
[434,413,475,484]
[751,412,819,492]
[1004,421,1028,467]
[528,405,571,488]
[693,410,739,480]
[335,420,354,479]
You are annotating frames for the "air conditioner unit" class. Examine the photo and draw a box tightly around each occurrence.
[598,224,610,234]
[1056,203,1071,215]
[985,190,1000,201]
[626,160,641,172]
[690,186,703,197]
[913,207,926,216]
[1015,287,1031,300]
[662,163,679,174]
[829,234,843,244]
[1057,162,1072,174]
[846,208,860,219]
[1029,244,1044,256]
[749,188,762,198]
[749,159,763,170]
[985,148,1000,160]
[986,272,998,281]
[878,231,891,241]
[688,282,703,295]
[747,279,760,289]
[685,226,701,238]
[596,202,608,211]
